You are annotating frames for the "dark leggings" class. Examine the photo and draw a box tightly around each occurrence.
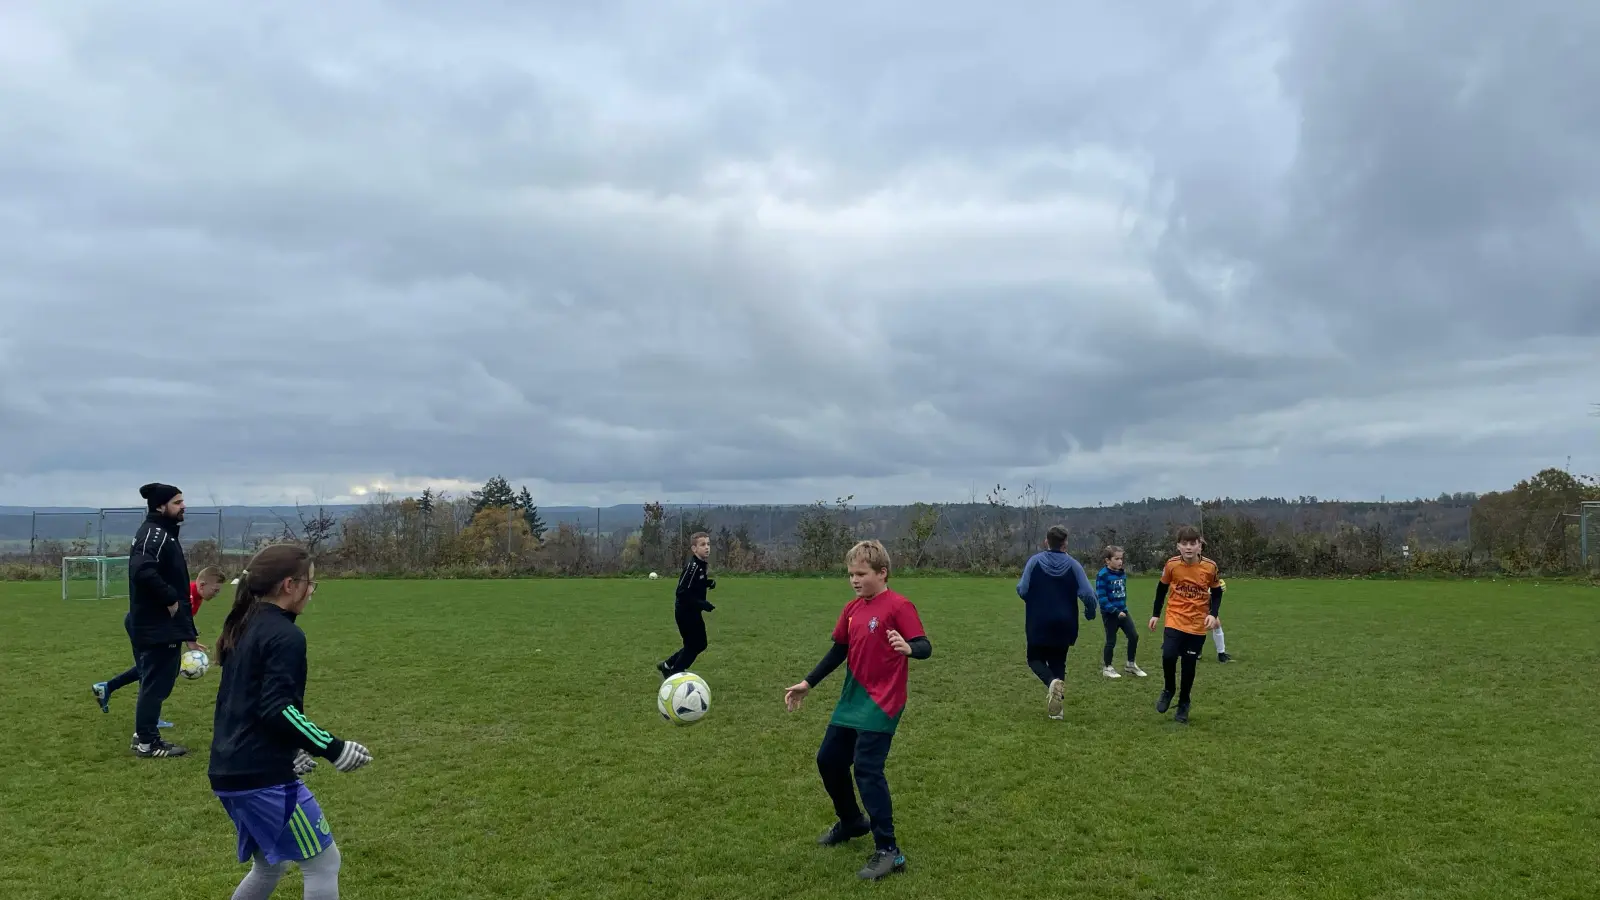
[133,643,180,743]
[817,725,896,850]
[1161,628,1204,703]
[106,614,141,695]
[1162,655,1198,703]
[1102,613,1139,667]
[1026,644,1068,685]
[665,604,708,674]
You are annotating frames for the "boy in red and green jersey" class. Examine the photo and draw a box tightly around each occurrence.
[785,540,931,882]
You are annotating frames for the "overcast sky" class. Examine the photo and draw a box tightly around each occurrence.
[2,0,1596,509]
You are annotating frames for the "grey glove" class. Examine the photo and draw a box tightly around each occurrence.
[293,748,317,776]
[332,740,372,772]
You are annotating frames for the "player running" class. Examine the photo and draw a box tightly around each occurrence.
[209,543,372,900]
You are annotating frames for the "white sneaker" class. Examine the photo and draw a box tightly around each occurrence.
[1102,665,1121,679]
[1046,679,1064,719]
[1124,663,1147,677]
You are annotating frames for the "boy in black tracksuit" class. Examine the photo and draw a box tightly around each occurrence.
[125,482,204,757]
[658,532,716,678]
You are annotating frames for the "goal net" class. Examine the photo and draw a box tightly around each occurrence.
[62,555,130,601]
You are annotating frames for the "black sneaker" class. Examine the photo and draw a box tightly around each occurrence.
[134,739,187,758]
[92,682,110,713]
[656,661,672,680]
[1217,652,1231,663]
[817,817,871,846]
[1156,690,1173,714]
[1174,703,1190,724]
[857,847,906,881]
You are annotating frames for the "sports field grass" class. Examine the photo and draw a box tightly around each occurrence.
[2,576,1597,899]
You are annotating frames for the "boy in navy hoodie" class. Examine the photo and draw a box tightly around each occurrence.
[1016,525,1098,720]
[1095,546,1146,678]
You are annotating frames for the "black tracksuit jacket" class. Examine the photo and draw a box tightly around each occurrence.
[208,603,349,792]
[127,512,198,647]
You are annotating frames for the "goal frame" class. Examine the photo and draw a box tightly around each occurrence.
[62,555,130,602]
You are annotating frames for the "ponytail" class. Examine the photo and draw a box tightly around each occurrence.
[215,542,312,665]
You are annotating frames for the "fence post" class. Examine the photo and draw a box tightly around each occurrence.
[1583,502,1597,570]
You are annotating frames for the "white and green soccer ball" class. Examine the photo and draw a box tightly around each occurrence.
[180,648,211,680]
[657,672,710,726]
[648,572,659,580]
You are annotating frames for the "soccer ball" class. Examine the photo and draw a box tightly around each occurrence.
[657,672,710,726]
[180,649,211,680]
[648,572,659,580]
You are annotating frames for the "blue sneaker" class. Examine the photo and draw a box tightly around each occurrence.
[158,720,174,729]
[92,683,110,713]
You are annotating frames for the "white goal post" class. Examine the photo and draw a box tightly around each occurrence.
[62,555,130,602]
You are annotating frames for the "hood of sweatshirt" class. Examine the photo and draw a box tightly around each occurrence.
[1033,550,1074,576]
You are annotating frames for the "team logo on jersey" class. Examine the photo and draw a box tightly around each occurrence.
[868,616,879,633]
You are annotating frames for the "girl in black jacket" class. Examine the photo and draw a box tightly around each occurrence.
[208,543,372,900]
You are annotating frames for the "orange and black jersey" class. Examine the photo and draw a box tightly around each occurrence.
[1152,555,1223,636]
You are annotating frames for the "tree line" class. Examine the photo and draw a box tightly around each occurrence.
[263,467,1600,579]
[4,468,1595,581]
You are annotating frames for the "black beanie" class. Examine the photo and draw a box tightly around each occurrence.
[140,482,181,510]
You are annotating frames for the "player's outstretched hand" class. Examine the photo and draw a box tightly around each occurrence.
[293,749,317,776]
[784,681,811,712]
[886,629,911,656]
[1148,616,1160,632]
[332,741,372,773]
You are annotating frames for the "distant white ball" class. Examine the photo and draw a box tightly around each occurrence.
[180,649,211,680]
[648,572,659,580]
[657,672,710,726]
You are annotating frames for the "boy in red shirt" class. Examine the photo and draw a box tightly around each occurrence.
[94,566,224,727]
[784,540,932,882]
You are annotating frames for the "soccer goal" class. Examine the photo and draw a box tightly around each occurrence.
[62,555,130,602]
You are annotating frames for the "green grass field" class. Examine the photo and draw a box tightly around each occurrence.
[2,577,1597,899]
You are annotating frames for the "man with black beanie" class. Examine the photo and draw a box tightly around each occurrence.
[126,482,200,757]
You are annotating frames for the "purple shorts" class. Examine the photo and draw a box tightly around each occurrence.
[214,781,334,865]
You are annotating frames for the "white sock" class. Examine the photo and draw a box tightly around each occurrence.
[1211,627,1226,654]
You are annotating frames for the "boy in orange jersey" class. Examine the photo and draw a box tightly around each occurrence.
[1147,525,1222,724]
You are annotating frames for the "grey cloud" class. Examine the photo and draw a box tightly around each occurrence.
[1,0,1596,509]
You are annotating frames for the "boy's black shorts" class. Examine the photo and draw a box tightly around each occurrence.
[1161,627,1206,658]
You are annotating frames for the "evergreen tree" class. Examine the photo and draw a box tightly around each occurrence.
[470,475,517,514]
[418,488,435,516]
[516,486,546,540]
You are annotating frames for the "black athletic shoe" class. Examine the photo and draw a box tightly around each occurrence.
[1156,690,1173,714]
[1174,703,1190,725]
[857,847,907,881]
[134,739,187,758]
[656,661,672,680]
[818,817,871,846]
[1217,652,1232,663]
